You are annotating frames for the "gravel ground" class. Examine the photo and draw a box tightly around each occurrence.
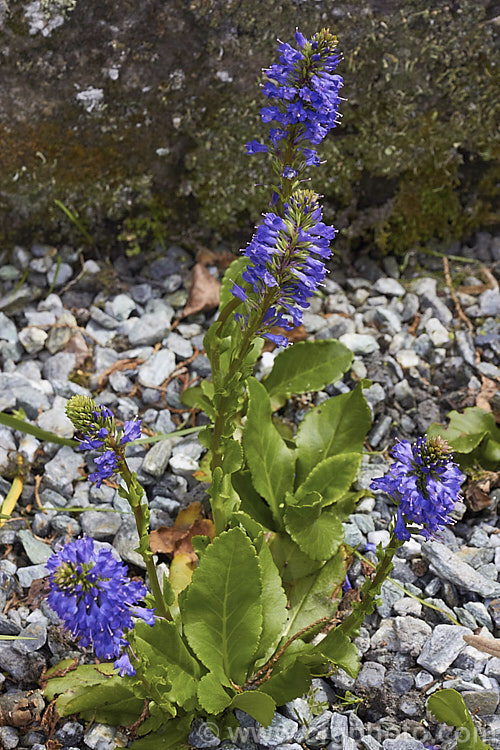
[0,233,499,750]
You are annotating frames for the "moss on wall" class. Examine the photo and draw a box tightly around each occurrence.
[0,0,497,254]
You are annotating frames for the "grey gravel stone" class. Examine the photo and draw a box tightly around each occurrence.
[416,624,472,674]
[257,713,298,746]
[419,291,452,325]
[137,349,176,387]
[480,288,500,316]
[0,312,19,343]
[17,564,48,588]
[356,661,386,689]
[14,611,48,654]
[455,330,476,366]
[80,510,122,540]
[422,541,500,597]
[377,580,404,618]
[0,726,19,749]
[383,740,425,750]
[330,713,348,745]
[189,719,220,748]
[17,530,52,564]
[142,440,174,477]
[42,351,76,381]
[462,690,499,715]
[113,519,145,569]
[128,309,173,346]
[361,737,382,750]
[44,446,84,491]
[373,277,405,296]
[464,601,493,630]
[394,616,432,657]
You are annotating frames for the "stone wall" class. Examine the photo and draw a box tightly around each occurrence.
[0,0,497,255]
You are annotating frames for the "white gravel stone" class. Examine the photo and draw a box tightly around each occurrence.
[394,616,432,656]
[18,327,48,353]
[425,317,452,347]
[128,310,173,346]
[339,333,379,354]
[395,349,420,369]
[373,277,405,296]
[368,530,391,548]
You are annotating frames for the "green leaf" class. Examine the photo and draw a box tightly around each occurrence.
[269,532,323,584]
[221,438,243,474]
[314,628,359,678]
[61,677,144,723]
[253,536,288,663]
[479,437,500,471]
[259,659,312,706]
[181,384,215,418]
[129,714,192,749]
[132,620,201,707]
[296,453,362,507]
[427,688,493,750]
[284,496,345,561]
[197,672,233,714]
[209,466,241,534]
[263,340,353,399]
[44,662,115,702]
[191,535,211,560]
[295,385,371,484]
[0,411,77,447]
[243,378,294,523]
[427,407,500,455]
[183,527,263,684]
[232,471,276,530]
[230,690,276,727]
[283,550,345,638]
[219,256,250,309]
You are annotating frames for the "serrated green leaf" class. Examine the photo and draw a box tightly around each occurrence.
[219,256,250,309]
[295,385,371,484]
[427,407,500,455]
[0,411,77,446]
[284,498,345,561]
[427,688,493,750]
[259,659,312,706]
[314,628,359,678]
[296,453,362,506]
[221,438,243,474]
[479,437,500,470]
[61,677,144,723]
[243,378,294,524]
[183,528,263,684]
[197,672,233,714]
[230,510,266,540]
[283,550,345,638]
[269,532,323,583]
[180,384,214,417]
[191,535,211,559]
[129,714,192,749]
[44,662,115,702]
[232,471,276,530]
[132,620,201,708]
[230,690,276,727]
[253,536,288,663]
[263,340,353,398]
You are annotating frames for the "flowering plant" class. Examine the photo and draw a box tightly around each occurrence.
[43,29,465,749]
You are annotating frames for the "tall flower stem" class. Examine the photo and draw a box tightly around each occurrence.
[337,532,401,638]
[119,458,170,621]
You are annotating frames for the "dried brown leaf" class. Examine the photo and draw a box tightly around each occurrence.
[464,471,500,511]
[181,263,220,318]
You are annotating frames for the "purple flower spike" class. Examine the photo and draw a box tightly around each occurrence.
[47,537,155,671]
[370,437,464,542]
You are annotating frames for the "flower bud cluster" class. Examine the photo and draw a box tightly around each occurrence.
[65,396,141,487]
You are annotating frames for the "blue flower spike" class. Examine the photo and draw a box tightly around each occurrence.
[231,189,335,346]
[47,537,155,676]
[65,395,141,487]
[370,436,464,542]
[246,28,343,181]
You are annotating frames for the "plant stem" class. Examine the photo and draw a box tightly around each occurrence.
[338,532,401,637]
[119,459,170,621]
